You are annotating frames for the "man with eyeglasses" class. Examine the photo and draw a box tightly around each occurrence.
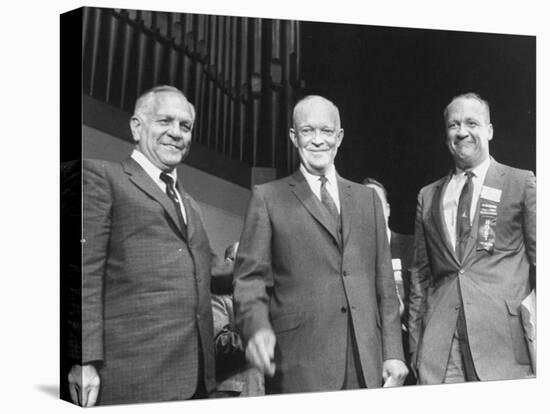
[233,95,408,394]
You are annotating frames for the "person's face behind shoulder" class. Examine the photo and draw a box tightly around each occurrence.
[289,98,344,175]
[131,91,194,171]
[445,97,493,170]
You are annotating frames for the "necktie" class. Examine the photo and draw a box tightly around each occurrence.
[160,172,187,235]
[456,171,475,261]
[319,175,340,225]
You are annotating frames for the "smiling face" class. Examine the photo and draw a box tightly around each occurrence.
[445,96,493,170]
[130,90,194,172]
[289,96,344,176]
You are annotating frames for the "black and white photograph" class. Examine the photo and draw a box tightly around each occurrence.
[2,0,548,413]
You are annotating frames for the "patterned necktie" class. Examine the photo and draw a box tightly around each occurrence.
[319,175,340,224]
[159,172,187,235]
[456,171,475,261]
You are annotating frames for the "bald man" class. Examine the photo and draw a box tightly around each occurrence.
[68,85,225,405]
[233,95,407,394]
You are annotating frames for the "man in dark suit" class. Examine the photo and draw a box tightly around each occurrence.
[408,92,536,384]
[68,85,222,406]
[233,95,408,394]
[363,178,415,384]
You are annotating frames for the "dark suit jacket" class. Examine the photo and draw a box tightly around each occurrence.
[233,170,404,394]
[82,158,216,404]
[408,160,536,384]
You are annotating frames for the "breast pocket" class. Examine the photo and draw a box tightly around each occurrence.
[492,199,524,251]
[271,312,302,334]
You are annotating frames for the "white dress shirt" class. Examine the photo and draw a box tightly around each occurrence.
[299,164,341,213]
[131,149,187,223]
[442,157,491,250]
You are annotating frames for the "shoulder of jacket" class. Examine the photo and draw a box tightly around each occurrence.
[83,158,118,170]
[420,176,446,194]
[497,162,533,177]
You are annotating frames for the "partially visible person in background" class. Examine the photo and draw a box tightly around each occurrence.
[210,242,264,398]
[362,178,413,323]
[362,177,415,384]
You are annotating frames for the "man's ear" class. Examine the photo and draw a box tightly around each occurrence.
[130,116,141,143]
[289,128,298,148]
[487,123,494,142]
[336,128,344,148]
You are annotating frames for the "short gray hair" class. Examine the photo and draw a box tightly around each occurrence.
[443,92,491,124]
[134,85,195,120]
[292,95,341,129]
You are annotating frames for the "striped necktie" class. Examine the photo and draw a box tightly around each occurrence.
[160,172,187,235]
[456,171,475,261]
[319,175,340,224]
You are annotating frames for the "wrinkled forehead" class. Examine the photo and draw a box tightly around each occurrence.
[141,91,194,119]
[294,98,340,127]
[445,97,490,123]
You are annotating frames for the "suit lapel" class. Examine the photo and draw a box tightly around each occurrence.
[289,170,341,247]
[462,159,505,260]
[122,158,187,240]
[430,173,458,263]
[178,181,196,243]
[338,176,352,248]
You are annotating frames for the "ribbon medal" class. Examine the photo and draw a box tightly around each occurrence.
[477,200,498,253]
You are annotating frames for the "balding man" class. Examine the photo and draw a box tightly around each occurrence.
[234,95,408,394]
[68,85,224,405]
[408,92,536,384]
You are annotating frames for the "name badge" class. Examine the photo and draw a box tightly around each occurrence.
[480,186,502,203]
[476,200,498,253]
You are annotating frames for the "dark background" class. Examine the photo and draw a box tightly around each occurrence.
[302,22,536,234]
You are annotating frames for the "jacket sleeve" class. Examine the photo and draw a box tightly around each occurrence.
[81,160,111,364]
[407,189,432,359]
[523,171,536,273]
[233,186,274,343]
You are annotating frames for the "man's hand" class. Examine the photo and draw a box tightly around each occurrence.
[245,329,276,377]
[68,364,101,407]
[382,359,408,387]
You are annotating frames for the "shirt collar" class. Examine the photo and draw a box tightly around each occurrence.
[131,149,178,185]
[454,156,491,180]
[299,163,338,186]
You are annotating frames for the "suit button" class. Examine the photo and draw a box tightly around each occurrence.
[343,271,348,277]
[196,314,201,320]
[459,269,465,274]
[455,304,461,310]
[341,306,347,313]
[178,248,183,252]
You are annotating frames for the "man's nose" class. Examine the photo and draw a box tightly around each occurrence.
[311,129,323,144]
[168,123,183,139]
[457,123,469,137]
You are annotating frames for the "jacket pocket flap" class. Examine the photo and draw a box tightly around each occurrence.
[505,299,521,316]
[271,313,302,333]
